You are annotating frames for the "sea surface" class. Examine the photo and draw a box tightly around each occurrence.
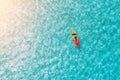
[0,0,120,80]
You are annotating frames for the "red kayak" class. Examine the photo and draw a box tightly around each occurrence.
[72,30,80,47]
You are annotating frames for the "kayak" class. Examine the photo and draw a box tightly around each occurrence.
[72,30,80,47]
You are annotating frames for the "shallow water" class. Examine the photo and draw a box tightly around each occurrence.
[0,0,120,80]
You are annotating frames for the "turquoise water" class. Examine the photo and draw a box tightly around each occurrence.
[0,0,120,80]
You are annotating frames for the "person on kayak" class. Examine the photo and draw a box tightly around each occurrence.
[72,29,80,47]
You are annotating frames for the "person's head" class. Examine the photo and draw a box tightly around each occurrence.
[75,36,77,39]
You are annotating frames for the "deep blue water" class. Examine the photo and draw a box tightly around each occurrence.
[0,0,120,80]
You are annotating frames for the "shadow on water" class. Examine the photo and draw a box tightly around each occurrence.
[68,45,82,56]
[76,46,82,54]
[77,46,82,51]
